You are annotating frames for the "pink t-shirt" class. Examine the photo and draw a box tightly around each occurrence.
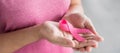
[0,0,73,53]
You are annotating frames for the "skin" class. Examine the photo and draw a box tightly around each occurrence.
[64,0,104,52]
[0,0,104,53]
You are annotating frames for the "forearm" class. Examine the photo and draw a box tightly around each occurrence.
[0,25,41,53]
[66,0,84,15]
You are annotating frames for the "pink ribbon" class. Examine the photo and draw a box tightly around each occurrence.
[59,19,92,42]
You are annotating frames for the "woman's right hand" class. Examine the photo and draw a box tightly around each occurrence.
[36,21,75,47]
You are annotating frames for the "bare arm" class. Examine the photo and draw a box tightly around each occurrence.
[0,26,41,53]
[66,0,84,15]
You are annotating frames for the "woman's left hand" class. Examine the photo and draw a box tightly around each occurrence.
[63,13,104,52]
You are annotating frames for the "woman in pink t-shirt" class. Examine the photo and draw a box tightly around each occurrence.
[0,0,103,53]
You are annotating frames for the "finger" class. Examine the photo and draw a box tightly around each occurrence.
[73,40,80,48]
[74,39,98,48]
[77,40,97,48]
[85,20,104,42]
[95,34,104,42]
[80,48,86,52]
[85,19,97,34]
[85,46,93,52]
[76,40,88,48]
[80,34,95,40]
[87,40,98,48]
[73,48,80,51]
[92,41,98,48]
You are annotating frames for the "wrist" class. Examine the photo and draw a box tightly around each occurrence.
[63,12,85,19]
[67,5,84,14]
[28,25,43,40]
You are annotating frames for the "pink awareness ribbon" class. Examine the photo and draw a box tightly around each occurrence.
[59,19,92,42]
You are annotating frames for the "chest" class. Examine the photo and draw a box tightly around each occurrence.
[0,0,70,32]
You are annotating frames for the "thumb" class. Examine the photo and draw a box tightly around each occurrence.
[85,20,104,42]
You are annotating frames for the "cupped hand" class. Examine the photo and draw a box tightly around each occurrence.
[63,13,104,52]
[36,21,75,47]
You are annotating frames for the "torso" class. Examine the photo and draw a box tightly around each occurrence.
[0,0,73,53]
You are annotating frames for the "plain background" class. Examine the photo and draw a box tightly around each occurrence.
[74,0,120,53]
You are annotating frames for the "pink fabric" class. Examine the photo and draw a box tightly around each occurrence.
[59,19,92,42]
[0,0,73,53]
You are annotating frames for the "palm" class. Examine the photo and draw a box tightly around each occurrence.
[64,13,88,28]
[63,13,103,52]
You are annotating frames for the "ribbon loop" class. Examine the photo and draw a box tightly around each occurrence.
[59,19,92,42]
